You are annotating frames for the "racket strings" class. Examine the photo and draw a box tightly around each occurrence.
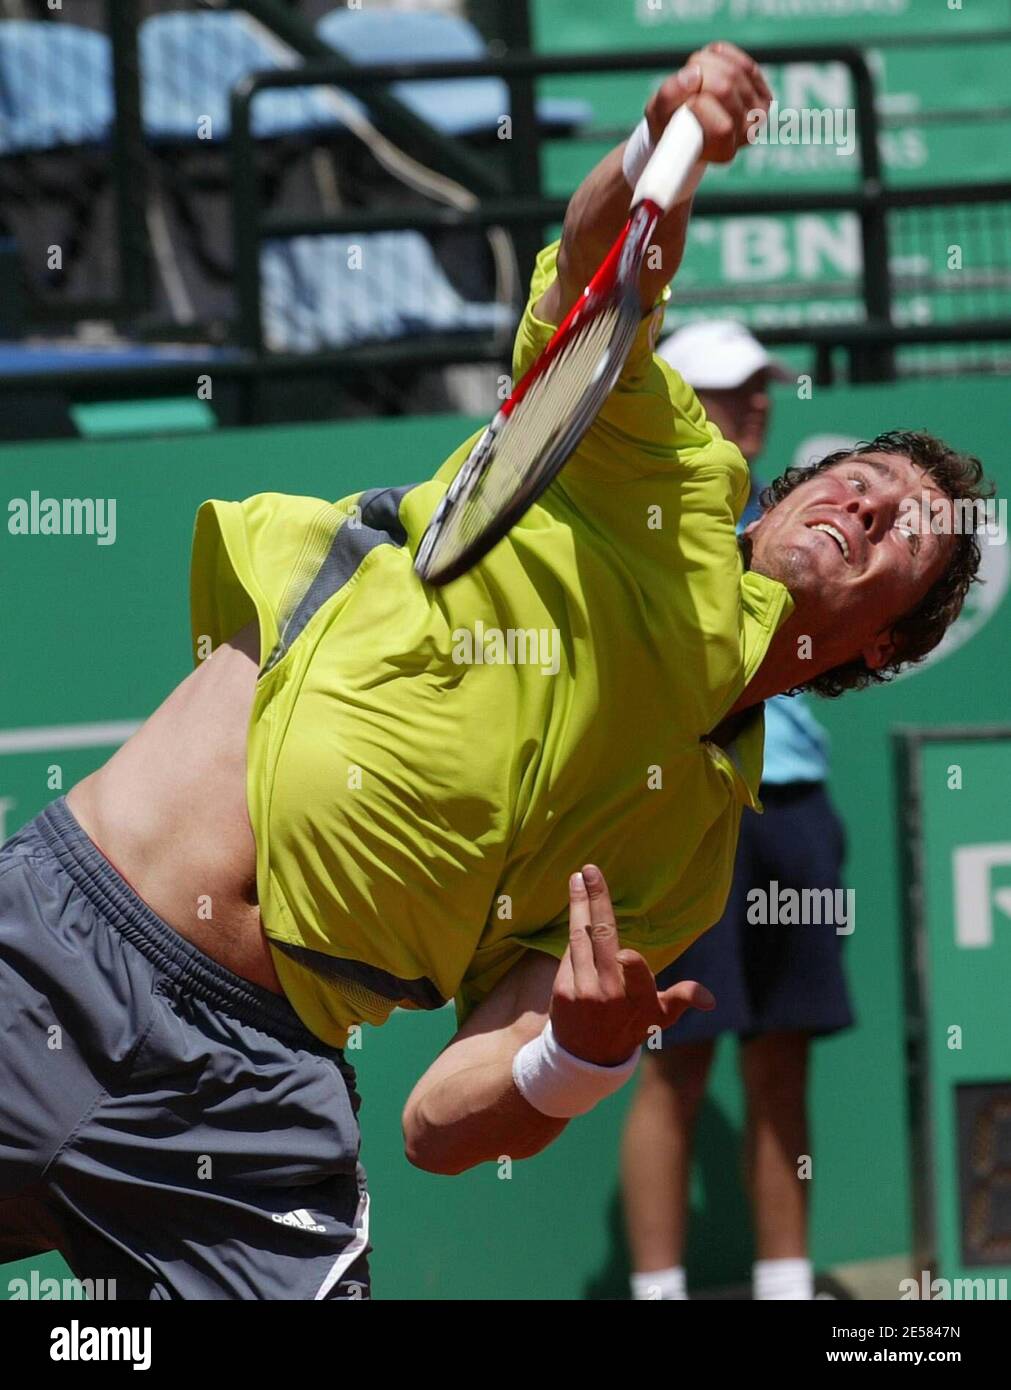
[454,303,623,550]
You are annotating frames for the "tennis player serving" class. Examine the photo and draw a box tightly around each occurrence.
[0,41,991,1300]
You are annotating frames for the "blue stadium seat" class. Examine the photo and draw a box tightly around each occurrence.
[0,22,113,154]
[316,10,592,137]
[259,232,513,352]
[140,11,346,142]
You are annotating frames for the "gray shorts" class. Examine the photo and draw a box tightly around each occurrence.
[0,797,370,1300]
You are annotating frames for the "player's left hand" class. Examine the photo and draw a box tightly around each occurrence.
[550,863,716,1066]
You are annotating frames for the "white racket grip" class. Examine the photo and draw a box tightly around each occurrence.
[631,105,706,213]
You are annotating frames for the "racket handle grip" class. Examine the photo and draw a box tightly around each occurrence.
[631,105,706,214]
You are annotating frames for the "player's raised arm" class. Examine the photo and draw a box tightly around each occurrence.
[401,866,714,1175]
[413,41,773,587]
[537,41,772,327]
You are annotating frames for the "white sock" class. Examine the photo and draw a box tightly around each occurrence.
[753,1257,814,1300]
[631,1266,687,1301]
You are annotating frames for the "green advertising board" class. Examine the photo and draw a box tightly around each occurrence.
[531,2,1011,363]
[897,729,1011,1294]
[541,44,1011,195]
[533,0,1011,51]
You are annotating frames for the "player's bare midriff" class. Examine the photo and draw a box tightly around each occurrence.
[66,621,284,994]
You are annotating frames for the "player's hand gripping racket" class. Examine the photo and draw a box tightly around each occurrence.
[414,104,705,586]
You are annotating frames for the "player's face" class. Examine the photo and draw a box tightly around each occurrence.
[699,369,770,464]
[745,451,956,669]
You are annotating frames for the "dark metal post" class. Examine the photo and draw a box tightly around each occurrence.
[851,56,894,382]
[108,0,149,319]
[488,0,544,296]
[815,341,834,387]
[231,86,263,355]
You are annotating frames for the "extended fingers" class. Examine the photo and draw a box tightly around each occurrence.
[566,871,597,991]
[581,864,623,993]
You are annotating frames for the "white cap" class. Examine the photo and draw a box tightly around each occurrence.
[656,318,792,390]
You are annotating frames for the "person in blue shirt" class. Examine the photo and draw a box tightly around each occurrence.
[620,320,854,1302]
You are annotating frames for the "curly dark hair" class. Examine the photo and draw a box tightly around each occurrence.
[758,429,994,698]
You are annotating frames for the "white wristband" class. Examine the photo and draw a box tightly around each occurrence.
[622,116,654,187]
[622,115,706,205]
[512,1020,642,1119]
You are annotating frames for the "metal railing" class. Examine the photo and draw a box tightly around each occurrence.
[230,45,887,368]
[4,14,1011,417]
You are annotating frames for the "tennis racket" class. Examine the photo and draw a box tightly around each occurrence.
[414,104,706,586]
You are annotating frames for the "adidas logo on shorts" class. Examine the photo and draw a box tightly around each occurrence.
[272,1208,327,1233]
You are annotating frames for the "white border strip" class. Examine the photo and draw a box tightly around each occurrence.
[0,721,141,754]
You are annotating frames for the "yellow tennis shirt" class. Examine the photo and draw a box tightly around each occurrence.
[190,241,794,1047]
